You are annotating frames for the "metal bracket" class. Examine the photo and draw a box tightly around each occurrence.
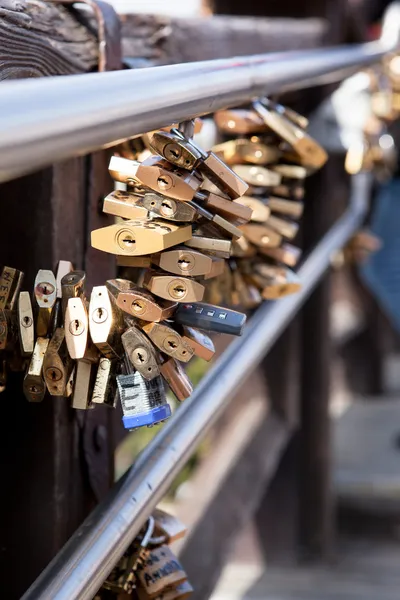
[51,0,122,72]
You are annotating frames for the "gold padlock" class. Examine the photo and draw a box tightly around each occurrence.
[61,270,86,317]
[232,165,281,188]
[23,337,50,402]
[234,197,270,223]
[143,271,205,303]
[152,247,224,278]
[212,137,281,166]
[196,191,252,224]
[179,326,215,361]
[140,193,198,222]
[267,215,299,240]
[160,357,193,401]
[103,190,150,220]
[136,545,188,599]
[107,279,177,322]
[267,196,304,219]
[214,109,266,134]
[43,328,73,396]
[184,235,232,258]
[259,243,302,267]
[239,223,282,248]
[141,322,194,363]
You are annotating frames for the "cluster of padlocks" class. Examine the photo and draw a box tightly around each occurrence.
[0,98,329,435]
[96,509,191,600]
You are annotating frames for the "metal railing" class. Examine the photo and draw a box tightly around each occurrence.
[18,3,399,599]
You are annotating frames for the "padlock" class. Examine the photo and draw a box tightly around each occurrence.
[34,269,57,337]
[239,223,282,248]
[259,243,302,267]
[214,109,267,134]
[65,297,89,360]
[107,279,177,323]
[141,322,194,363]
[103,190,150,220]
[122,326,161,380]
[232,165,281,188]
[153,508,188,543]
[230,235,257,258]
[247,264,302,299]
[137,579,194,600]
[117,372,171,430]
[55,260,74,300]
[61,270,86,317]
[234,197,270,223]
[136,545,187,598]
[212,137,281,165]
[117,255,153,268]
[178,326,215,361]
[0,266,23,311]
[43,328,73,397]
[140,193,198,222]
[187,199,243,239]
[151,247,224,278]
[92,358,118,407]
[143,271,205,303]
[91,219,192,256]
[71,358,96,410]
[262,97,309,130]
[160,357,193,401]
[89,285,124,359]
[23,337,50,402]
[272,183,305,200]
[196,191,252,224]
[266,197,304,219]
[266,215,299,240]
[109,155,203,201]
[17,291,34,357]
[272,164,308,181]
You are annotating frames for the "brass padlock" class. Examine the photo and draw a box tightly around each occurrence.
[43,328,73,396]
[160,357,193,401]
[239,223,282,248]
[89,286,124,359]
[23,337,50,402]
[230,235,257,258]
[143,271,205,303]
[34,269,57,337]
[232,165,281,188]
[17,291,34,357]
[272,183,304,200]
[272,164,308,180]
[109,155,203,201]
[179,326,215,361]
[187,199,243,239]
[234,197,270,223]
[252,100,328,169]
[65,297,89,360]
[140,193,198,222]
[214,109,266,134]
[267,214,299,240]
[103,190,150,220]
[152,247,224,278]
[117,255,153,268]
[92,358,118,407]
[107,279,177,322]
[0,266,23,310]
[141,322,194,363]
[212,137,281,165]
[259,243,302,267]
[263,97,309,130]
[196,191,252,224]
[136,545,187,599]
[91,219,192,256]
[267,196,304,219]
[122,326,161,380]
[61,270,86,317]
[250,263,302,299]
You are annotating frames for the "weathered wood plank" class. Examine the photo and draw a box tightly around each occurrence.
[0,0,98,79]
[120,14,326,65]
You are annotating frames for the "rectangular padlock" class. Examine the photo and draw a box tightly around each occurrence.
[43,328,73,397]
[143,271,205,304]
[23,337,50,402]
[234,196,270,223]
[136,545,187,598]
[252,100,327,169]
[117,371,171,430]
[212,137,281,166]
[141,321,194,363]
[214,109,267,134]
[184,235,232,258]
[89,286,124,359]
[55,260,74,300]
[173,302,246,336]
[18,291,34,357]
[232,165,281,188]
[239,223,282,248]
[107,279,177,322]
[109,155,203,202]
[179,325,215,361]
[188,199,243,239]
[91,219,192,256]
[196,191,252,225]
[0,266,23,311]
[160,357,193,401]
[259,243,302,267]
[65,297,89,360]
[103,189,150,220]
[151,247,224,278]
[267,215,299,240]
[267,197,304,219]
[140,193,198,222]
[34,269,57,337]
[92,357,118,407]
[122,326,161,380]
[71,359,96,410]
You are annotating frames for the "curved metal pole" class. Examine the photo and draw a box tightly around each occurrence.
[0,0,397,184]
[22,173,372,600]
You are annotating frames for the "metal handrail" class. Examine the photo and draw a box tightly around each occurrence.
[0,2,399,184]
[22,172,372,600]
